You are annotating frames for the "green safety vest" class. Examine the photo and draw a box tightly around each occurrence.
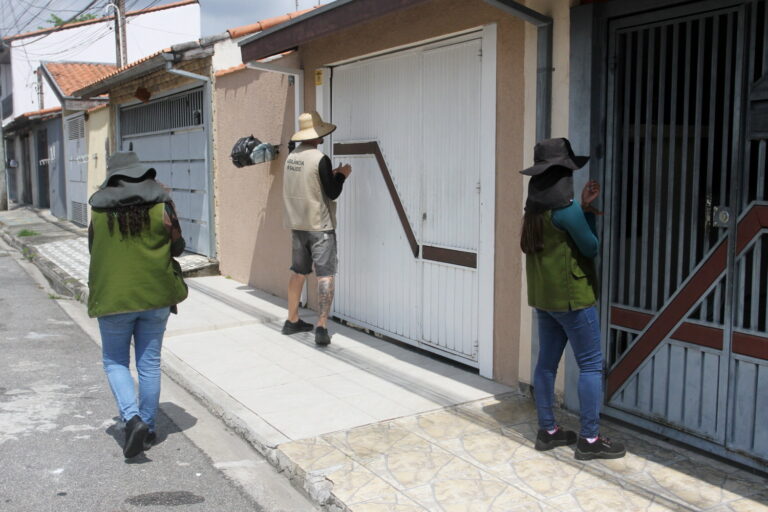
[88,203,187,318]
[525,210,599,311]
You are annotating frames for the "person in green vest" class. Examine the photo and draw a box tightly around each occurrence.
[88,151,187,459]
[520,138,625,460]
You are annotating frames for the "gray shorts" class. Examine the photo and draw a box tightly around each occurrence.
[290,230,338,277]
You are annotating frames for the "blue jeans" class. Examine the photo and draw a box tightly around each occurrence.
[533,306,603,438]
[98,307,170,432]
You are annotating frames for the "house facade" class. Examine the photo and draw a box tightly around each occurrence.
[228,0,768,470]
[1,0,201,223]
[71,9,316,257]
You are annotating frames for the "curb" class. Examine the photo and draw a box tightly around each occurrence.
[160,350,349,512]
[0,230,89,304]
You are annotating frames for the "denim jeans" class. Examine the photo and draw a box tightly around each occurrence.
[98,307,170,432]
[533,306,603,438]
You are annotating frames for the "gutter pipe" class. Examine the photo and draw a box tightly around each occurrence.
[164,60,217,259]
[483,0,553,141]
[245,61,304,134]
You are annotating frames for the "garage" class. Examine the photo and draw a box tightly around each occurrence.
[118,87,212,256]
[327,29,496,372]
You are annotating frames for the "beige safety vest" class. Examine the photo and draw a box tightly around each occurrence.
[283,145,337,231]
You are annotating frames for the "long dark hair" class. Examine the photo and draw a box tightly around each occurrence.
[106,204,152,238]
[520,211,545,254]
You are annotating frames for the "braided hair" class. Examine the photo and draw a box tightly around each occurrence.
[106,204,152,238]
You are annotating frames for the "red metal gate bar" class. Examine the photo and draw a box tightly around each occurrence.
[611,307,724,350]
[333,141,479,268]
[607,204,768,397]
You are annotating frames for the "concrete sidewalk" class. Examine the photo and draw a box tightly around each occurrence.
[2,205,767,512]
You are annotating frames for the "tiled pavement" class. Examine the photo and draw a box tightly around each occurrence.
[279,394,768,512]
[2,206,767,512]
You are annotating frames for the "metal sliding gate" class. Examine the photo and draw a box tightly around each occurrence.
[603,0,768,464]
[119,88,210,256]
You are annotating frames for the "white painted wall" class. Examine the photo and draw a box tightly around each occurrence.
[212,36,243,71]
[9,3,200,117]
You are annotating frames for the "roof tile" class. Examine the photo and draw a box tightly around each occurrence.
[44,62,118,97]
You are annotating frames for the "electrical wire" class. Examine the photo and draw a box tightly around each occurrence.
[9,0,103,47]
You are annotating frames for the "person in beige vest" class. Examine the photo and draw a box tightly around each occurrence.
[282,112,351,345]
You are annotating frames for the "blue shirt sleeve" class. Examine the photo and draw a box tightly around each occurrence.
[551,201,599,259]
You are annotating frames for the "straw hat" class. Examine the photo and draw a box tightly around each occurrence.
[99,151,155,189]
[519,138,589,176]
[291,111,337,142]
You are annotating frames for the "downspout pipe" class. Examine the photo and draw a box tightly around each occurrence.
[483,0,553,141]
[164,60,217,259]
[245,61,304,134]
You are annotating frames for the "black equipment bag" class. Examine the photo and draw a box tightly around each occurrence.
[230,135,260,168]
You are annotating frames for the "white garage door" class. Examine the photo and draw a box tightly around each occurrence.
[119,88,211,256]
[330,31,495,368]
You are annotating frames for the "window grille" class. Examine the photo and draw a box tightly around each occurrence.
[120,88,204,136]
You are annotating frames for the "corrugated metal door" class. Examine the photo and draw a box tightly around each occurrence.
[119,88,210,256]
[65,113,88,226]
[46,117,67,220]
[603,0,767,464]
[331,35,483,364]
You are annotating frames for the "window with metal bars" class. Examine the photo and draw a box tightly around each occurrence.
[120,88,204,137]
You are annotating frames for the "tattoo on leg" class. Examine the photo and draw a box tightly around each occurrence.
[318,277,335,321]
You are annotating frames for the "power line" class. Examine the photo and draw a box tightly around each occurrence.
[9,0,103,47]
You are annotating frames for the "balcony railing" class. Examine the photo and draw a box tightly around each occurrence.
[1,94,12,120]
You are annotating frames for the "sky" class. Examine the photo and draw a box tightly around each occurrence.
[0,0,331,38]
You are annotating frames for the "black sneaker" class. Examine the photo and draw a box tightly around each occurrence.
[282,318,314,335]
[575,435,626,460]
[534,426,577,451]
[315,326,331,346]
[123,415,149,458]
[143,431,157,451]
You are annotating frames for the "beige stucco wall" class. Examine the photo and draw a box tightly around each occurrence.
[212,58,298,297]
[86,106,111,221]
[293,0,527,384]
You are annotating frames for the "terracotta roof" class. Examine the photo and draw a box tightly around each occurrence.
[227,7,319,39]
[16,106,62,119]
[214,63,246,78]
[3,0,198,42]
[85,48,172,87]
[87,104,109,113]
[43,62,117,97]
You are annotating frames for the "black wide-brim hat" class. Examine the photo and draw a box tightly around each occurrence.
[519,137,589,176]
[99,151,156,189]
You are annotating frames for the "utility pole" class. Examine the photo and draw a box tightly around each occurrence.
[111,1,127,67]
[0,37,7,211]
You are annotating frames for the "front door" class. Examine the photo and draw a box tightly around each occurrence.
[603,0,768,463]
[329,31,493,367]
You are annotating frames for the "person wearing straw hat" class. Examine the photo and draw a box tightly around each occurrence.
[519,138,625,460]
[282,111,351,346]
[88,151,188,459]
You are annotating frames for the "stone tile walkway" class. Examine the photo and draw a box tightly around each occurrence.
[279,394,768,512]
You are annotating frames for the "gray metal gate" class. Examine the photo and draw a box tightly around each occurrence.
[65,113,88,226]
[603,0,767,464]
[119,88,210,256]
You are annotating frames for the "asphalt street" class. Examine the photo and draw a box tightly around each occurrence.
[0,240,316,512]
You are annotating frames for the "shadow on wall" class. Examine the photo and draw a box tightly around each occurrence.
[249,75,297,302]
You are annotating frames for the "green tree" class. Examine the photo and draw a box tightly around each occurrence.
[39,13,97,29]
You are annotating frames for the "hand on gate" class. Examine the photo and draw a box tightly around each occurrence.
[581,180,603,215]
[335,163,352,178]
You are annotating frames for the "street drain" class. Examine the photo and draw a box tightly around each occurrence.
[125,491,204,507]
